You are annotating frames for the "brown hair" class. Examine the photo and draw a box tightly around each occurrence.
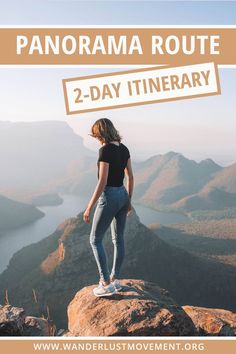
[89,118,122,144]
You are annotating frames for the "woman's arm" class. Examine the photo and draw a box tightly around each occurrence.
[124,158,134,215]
[83,161,109,223]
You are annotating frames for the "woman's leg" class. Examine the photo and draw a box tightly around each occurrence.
[110,201,129,280]
[89,201,115,283]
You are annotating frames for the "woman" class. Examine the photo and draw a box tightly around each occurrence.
[83,118,134,297]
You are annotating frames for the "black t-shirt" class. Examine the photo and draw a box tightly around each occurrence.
[97,142,130,187]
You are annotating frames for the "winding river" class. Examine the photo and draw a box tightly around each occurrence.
[0,194,190,274]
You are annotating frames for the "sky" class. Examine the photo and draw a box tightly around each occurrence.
[0,1,236,166]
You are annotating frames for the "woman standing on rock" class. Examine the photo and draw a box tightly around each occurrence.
[83,118,134,297]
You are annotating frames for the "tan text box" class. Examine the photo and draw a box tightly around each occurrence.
[0,27,236,65]
[62,62,220,114]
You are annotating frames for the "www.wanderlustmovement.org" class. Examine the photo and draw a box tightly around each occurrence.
[33,342,205,351]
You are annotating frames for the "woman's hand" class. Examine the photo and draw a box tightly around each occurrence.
[127,199,132,216]
[83,206,91,223]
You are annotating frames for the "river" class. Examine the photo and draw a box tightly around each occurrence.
[0,194,190,274]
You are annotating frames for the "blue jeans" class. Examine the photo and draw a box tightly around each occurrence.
[89,185,130,282]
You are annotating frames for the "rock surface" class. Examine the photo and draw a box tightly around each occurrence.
[0,305,25,335]
[0,304,56,336]
[66,279,197,336]
[23,316,55,336]
[183,305,236,336]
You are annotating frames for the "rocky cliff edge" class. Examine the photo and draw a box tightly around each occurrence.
[1,279,236,336]
[64,279,236,337]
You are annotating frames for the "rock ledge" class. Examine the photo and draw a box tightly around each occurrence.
[66,279,197,336]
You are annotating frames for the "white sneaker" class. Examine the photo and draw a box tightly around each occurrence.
[93,282,116,297]
[111,279,122,291]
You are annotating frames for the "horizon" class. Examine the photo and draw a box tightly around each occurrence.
[1,118,234,167]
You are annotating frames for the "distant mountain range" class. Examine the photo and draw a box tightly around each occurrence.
[133,151,225,211]
[54,144,236,215]
[171,163,236,212]
[0,120,235,215]
[0,120,96,203]
[0,208,236,329]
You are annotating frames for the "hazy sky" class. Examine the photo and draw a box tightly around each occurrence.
[0,1,235,166]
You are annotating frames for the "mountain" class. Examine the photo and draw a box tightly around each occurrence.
[205,163,236,193]
[0,208,236,329]
[172,187,236,212]
[0,121,96,202]
[173,163,236,212]
[133,151,222,210]
[63,150,236,214]
[0,194,44,234]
